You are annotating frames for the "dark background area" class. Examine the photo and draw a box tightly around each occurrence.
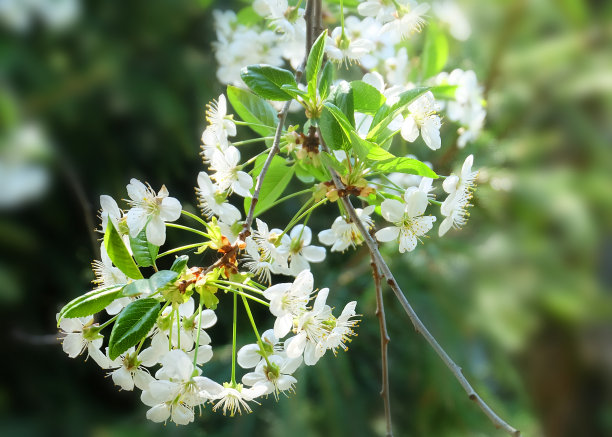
[1,0,611,436]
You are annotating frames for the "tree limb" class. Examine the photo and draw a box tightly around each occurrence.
[318,129,520,437]
[372,257,393,437]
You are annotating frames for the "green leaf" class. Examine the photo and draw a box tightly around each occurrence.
[350,131,376,162]
[431,84,458,100]
[58,285,125,322]
[367,147,396,162]
[351,81,386,115]
[227,85,277,136]
[323,102,355,138]
[319,106,347,150]
[244,155,295,216]
[108,298,160,360]
[391,87,432,112]
[422,23,449,79]
[200,288,219,310]
[295,161,329,183]
[240,64,297,101]
[318,61,334,101]
[373,157,438,179]
[330,81,355,127]
[280,83,308,99]
[319,152,346,174]
[122,270,178,298]
[170,255,189,275]
[236,6,261,26]
[306,29,328,89]
[130,227,159,268]
[368,87,430,141]
[104,222,143,280]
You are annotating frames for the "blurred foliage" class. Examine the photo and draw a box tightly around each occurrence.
[1,0,611,436]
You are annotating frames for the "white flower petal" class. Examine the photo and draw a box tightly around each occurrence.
[146,216,166,246]
[375,226,400,243]
[159,197,182,221]
[380,199,404,223]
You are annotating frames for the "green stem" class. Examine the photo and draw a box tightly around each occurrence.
[430,199,442,206]
[254,188,314,218]
[157,242,207,259]
[280,197,328,239]
[214,284,270,307]
[231,293,237,385]
[233,136,275,146]
[234,120,278,131]
[181,210,211,230]
[241,294,272,368]
[340,0,346,35]
[213,280,264,295]
[135,337,146,355]
[168,307,174,351]
[97,314,119,330]
[248,280,266,290]
[176,308,181,349]
[244,148,273,169]
[193,300,204,366]
[277,197,315,240]
[166,223,211,239]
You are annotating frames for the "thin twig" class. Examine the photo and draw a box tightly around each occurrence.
[241,0,319,238]
[371,257,393,437]
[318,129,520,437]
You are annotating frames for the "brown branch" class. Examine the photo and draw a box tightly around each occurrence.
[371,257,393,437]
[318,128,520,437]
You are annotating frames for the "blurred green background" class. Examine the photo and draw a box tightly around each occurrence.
[1,0,611,436]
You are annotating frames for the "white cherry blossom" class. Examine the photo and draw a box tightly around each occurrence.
[439,154,477,236]
[206,94,236,139]
[209,146,253,197]
[197,171,241,223]
[400,91,442,150]
[281,224,326,276]
[125,179,182,246]
[375,188,436,252]
[242,354,302,399]
[433,1,471,41]
[263,270,314,339]
[210,382,267,416]
[57,314,108,368]
[237,329,280,369]
[285,288,333,365]
[318,205,375,252]
[380,1,429,41]
[141,350,222,425]
[326,17,375,65]
[106,347,156,391]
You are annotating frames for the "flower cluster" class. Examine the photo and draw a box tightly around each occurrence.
[57,0,488,427]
